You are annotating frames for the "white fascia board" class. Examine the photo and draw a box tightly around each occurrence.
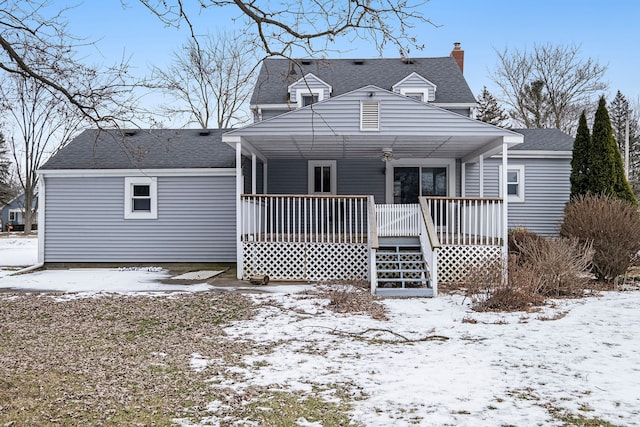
[287,73,333,94]
[494,150,573,159]
[431,102,478,109]
[250,103,292,110]
[37,168,237,178]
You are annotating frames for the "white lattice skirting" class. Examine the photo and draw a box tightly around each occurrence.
[438,245,502,283]
[243,242,369,281]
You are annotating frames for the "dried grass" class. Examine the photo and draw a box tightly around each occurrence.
[308,282,388,321]
[0,292,257,426]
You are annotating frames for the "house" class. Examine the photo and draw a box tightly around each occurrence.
[37,44,574,296]
[1,192,38,232]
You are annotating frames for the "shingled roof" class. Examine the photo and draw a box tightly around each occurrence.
[40,128,235,170]
[250,57,476,105]
[512,128,574,151]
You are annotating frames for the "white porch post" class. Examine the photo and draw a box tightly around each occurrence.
[501,141,509,277]
[236,142,243,280]
[251,153,257,194]
[479,154,484,197]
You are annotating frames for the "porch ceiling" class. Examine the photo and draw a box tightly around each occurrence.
[235,133,513,161]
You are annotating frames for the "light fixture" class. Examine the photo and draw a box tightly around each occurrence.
[368,91,375,97]
[381,147,393,162]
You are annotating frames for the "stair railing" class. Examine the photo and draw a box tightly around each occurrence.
[418,197,441,296]
[367,195,379,294]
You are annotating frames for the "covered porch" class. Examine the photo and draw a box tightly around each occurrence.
[223,87,523,295]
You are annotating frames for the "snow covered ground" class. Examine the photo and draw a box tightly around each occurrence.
[1,236,639,425]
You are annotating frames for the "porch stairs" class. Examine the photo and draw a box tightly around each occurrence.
[375,237,434,297]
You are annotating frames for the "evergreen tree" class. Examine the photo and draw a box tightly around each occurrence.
[476,86,509,127]
[609,91,640,182]
[570,111,591,198]
[590,96,636,205]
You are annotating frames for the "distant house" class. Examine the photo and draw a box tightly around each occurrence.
[37,44,574,296]
[1,192,38,232]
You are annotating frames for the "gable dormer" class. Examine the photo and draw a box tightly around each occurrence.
[392,72,437,102]
[287,73,333,107]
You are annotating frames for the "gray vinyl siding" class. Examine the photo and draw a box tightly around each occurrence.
[43,175,236,262]
[337,160,385,202]
[465,158,570,236]
[260,109,289,121]
[266,159,385,201]
[233,90,514,143]
[266,160,308,194]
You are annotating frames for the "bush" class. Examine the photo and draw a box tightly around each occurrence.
[516,237,593,297]
[508,227,544,266]
[465,237,593,312]
[561,194,640,282]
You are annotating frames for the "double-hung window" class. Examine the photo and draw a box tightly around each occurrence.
[500,165,525,202]
[124,177,158,219]
[308,160,337,195]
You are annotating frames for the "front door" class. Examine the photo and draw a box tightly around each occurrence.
[393,167,447,204]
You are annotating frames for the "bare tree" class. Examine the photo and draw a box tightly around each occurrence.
[0,1,140,127]
[491,44,608,134]
[1,48,91,233]
[0,131,15,206]
[152,32,257,129]
[3,1,432,127]
[140,1,431,58]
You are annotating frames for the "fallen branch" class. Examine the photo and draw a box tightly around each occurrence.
[305,325,449,343]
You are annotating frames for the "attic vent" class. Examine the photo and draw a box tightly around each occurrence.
[124,130,136,136]
[360,101,380,131]
[402,58,415,64]
[353,59,365,65]
[301,59,312,65]
[199,130,210,136]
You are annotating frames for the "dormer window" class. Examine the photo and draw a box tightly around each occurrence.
[392,72,437,102]
[404,92,424,101]
[302,93,319,107]
[288,73,332,108]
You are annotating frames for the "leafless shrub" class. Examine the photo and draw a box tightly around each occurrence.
[464,257,539,312]
[516,237,593,297]
[464,236,593,312]
[508,227,544,266]
[561,194,640,282]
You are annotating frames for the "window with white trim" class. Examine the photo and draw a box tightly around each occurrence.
[399,88,431,102]
[500,165,525,202]
[296,89,323,108]
[360,101,380,131]
[124,177,158,219]
[8,211,16,221]
[308,160,337,194]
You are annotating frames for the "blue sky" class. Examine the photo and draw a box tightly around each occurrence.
[60,0,639,113]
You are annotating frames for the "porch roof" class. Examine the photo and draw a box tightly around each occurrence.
[224,86,523,162]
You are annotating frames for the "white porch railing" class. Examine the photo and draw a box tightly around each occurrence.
[241,194,370,244]
[424,197,504,246]
[418,198,441,295]
[375,203,421,236]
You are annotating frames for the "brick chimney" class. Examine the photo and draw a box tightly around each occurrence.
[451,42,464,73]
